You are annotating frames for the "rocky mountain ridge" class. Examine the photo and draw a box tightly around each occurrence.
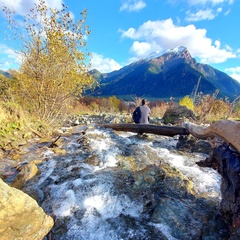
[89,46,240,100]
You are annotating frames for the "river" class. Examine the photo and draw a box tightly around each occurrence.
[20,124,229,239]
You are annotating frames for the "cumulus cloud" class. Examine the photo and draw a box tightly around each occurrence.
[0,44,21,70]
[90,53,122,73]
[119,18,236,64]
[120,0,147,12]
[185,9,217,21]
[225,66,240,82]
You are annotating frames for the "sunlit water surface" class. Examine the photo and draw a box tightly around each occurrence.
[23,126,221,240]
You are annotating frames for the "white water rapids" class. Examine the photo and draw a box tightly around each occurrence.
[22,125,222,240]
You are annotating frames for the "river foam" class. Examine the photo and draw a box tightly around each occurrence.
[23,126,223,239]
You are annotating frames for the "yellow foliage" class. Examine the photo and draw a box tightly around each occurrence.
[179,96,194,111]
[3,0,95,123]
[108,96,121,111]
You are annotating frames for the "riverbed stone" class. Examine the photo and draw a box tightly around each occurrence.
[177,135,212,153]
[0,178,54,240]
[10,162,39,189]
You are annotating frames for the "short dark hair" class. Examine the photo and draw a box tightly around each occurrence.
[142,99,146,105]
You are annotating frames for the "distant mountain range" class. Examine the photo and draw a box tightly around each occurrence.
[89,46,240,101]
[0,70,11,78]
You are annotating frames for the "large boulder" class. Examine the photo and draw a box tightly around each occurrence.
[162,104,197,125]
[0,178,54,240]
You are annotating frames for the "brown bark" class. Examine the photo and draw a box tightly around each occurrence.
[182,120,240,152]
[98,123,190,137]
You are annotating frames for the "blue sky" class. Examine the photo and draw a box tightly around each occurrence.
[0,0,240,83]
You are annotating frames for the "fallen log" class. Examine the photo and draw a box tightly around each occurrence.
[98,123,190,137]
[182,120,240,153]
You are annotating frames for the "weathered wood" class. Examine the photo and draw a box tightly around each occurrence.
[182,120,240,152]
[98,123,190,137]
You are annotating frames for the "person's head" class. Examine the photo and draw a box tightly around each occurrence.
[142,99,146,105]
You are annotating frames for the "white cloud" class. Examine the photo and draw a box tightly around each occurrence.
[186,0,234,6]
[120,18,236,64]
[215,40,221,48]
[90,53,122,73]
[185,9,217,21]
[0,44,21,70]
[130,41,163,58]
[120,0,147,12]
[1,0,63,16]
[224,9,231,15]
[225,66,240,82]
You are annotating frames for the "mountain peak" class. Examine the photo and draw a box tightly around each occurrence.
[169,46,187,54]
[166,46,192,60]
[146,46,192,62]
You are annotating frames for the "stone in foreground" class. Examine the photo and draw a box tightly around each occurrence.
[0,178,54,240]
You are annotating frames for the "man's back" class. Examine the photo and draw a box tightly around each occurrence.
[139,105,150,123]
[132,99,151,124]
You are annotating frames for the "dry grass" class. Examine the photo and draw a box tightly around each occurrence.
[194,93,240,123]
[150,104,169,118]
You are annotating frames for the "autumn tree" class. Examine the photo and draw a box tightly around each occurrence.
[108,96,120,112]
[0,74,10,101]
[2,0,94,123]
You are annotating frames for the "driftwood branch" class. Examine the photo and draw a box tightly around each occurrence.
[49,135,61,148]
[182,120,240,152]
[29,127,43,138]
[98,123,190,137]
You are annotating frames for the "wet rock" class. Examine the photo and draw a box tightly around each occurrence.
[151,197,229,240]
[133,165,166,190]
[162,104,197,125]
[84,155,101,166]
[10,162,39,189]
[160,162,195,196]
[196,144,240,239]
[52,148,66,155]
[113,159,229,239]
[0,160,19,183]
[0,178,54,240]
[177,135,212,153]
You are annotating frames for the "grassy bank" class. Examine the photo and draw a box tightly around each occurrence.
[0,101,54,148]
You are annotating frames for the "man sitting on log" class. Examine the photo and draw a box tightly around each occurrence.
[132,99,151,124]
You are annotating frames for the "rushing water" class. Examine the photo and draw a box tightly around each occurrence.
[20,125,225,239]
